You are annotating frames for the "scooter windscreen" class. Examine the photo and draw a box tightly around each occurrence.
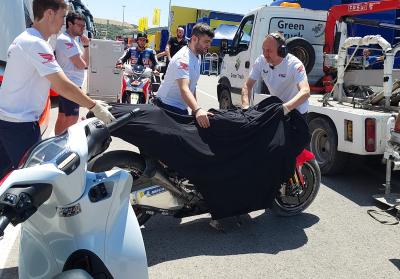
[22,133,69,168]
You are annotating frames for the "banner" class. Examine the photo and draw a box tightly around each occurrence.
[138,17,145,32]
[152,8,160,26]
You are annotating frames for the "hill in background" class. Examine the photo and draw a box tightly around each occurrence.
[94,18,137,40]
[93,18,167,40]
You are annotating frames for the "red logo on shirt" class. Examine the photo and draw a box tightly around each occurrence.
[178,62,189,70]
[297,65,305,73]
[65,42,74,49]
[39,53,55,64]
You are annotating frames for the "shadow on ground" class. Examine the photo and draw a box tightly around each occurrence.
[321,155,400,207]
[389,259,400,271]
[142,211,319,266]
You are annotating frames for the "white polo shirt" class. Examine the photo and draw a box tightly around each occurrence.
[0,28,62,122]
[55,32,84,87]
[157,46,201,110]
[249,53,309,114]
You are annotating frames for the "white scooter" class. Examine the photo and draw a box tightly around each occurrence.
[0,109,148,279]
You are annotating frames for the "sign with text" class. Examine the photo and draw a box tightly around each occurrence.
[269,17,326,45]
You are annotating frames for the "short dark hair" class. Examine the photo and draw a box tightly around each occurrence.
[32,0,67,21]
[66,11,86,29]
[191,23,214,39]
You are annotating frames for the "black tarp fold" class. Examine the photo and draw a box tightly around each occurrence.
[109,96,309,219]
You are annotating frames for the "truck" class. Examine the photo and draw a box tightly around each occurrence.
[217,0,400,207]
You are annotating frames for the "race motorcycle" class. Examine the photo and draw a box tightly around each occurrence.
[89,105,321,227]
[120,64,159,104]
[0,110,148,279]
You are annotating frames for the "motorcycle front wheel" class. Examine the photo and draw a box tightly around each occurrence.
[271,159,321,216]
[89,150,152,225]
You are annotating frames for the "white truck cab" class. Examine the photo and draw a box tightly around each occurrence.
[217,5,327,108]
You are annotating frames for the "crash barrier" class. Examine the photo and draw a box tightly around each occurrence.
[201,53,219,75]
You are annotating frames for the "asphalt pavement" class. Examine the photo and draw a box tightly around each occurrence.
[1,75,400,279]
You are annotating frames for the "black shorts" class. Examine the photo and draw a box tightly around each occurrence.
[0,119,41,177]
[58,95,80,116]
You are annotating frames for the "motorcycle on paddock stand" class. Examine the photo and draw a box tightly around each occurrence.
[0,109,148,279]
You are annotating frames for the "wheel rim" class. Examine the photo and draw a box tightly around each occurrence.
[275,162,316,211]
[291,47,309,68]
[311,128,332,166]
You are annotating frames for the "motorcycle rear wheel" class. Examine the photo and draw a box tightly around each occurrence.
[89,151,152,225]
[271,159,321,216]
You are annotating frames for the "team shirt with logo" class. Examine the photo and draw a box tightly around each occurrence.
[55,32,84,87]
[121,47,158,70]
[157,46,201,110]
[0,28,62,122]
[249,53,308,114]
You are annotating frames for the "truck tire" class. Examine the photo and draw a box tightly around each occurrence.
[308,117,348,175]
[286,37,315,74]
[219,87,233,109]
[89,151,152,226]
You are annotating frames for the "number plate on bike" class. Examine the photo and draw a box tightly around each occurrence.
[130,93,139,104]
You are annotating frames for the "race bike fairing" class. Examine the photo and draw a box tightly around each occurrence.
[109,96,310,219]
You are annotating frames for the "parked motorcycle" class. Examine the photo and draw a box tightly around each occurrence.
[120,64,160,104]
[90,105,321,226]
[0,110,148,279]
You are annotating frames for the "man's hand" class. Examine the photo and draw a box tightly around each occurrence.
[80,35,90,47]
[282,104,291,115]
[90,100,116,124]
[195,108,213,128]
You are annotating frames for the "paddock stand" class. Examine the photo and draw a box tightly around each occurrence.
[373,140,400,213]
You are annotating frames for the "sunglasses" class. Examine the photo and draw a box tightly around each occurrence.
[74,22,86,28]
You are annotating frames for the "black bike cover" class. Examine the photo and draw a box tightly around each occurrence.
[110,96,310,219]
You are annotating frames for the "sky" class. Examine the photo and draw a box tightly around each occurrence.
[83,0,274,27]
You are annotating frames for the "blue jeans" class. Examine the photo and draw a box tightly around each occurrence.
[0,119,41,178]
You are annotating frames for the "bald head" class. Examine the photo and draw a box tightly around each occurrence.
[262,35,283,66]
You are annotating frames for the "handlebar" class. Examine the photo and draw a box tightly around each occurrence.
[107,108,140,133]
[0,215,10,238]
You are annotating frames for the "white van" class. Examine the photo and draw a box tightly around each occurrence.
[217,5,327,108]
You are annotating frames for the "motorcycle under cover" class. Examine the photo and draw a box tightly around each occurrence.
[110,96,310,219]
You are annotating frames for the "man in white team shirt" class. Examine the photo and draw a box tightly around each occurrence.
[241,32,310,116]
[156,23,214,128]
[0,0,114,178]
[54,11,89,135]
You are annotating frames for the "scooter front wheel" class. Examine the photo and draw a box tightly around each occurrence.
[89,150,152,225]
[271,159,321,216]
